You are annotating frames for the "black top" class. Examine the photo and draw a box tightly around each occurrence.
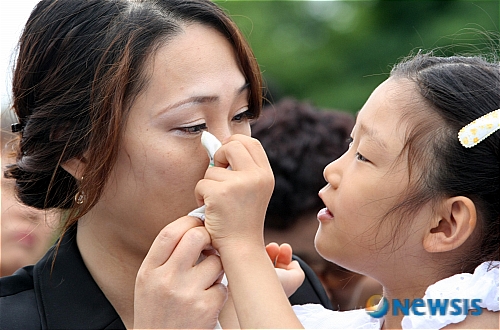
[0,225,332,329]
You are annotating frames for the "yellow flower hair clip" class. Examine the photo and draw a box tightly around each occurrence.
[458,109,500,148]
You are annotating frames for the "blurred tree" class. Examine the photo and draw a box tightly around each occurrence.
[216,0,499,113]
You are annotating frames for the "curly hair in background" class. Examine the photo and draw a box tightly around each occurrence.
[252,97,354,230]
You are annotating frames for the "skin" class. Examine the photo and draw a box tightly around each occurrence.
[63,23,254,329]
[264,211,383,310]
[200,133,299,329]
[317,77,495,329]
[210,77,496,329]
[316,78,424,278]
[0,174,56,277]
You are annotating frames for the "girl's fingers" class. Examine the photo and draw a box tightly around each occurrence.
[275,243,293,269]
[288,260,302,272]
[142,216,204,269]
[214,135,272,171]
[266,242,293,269]
[198,166,239,182]
[212,140,254,170]
[266,242,280,264]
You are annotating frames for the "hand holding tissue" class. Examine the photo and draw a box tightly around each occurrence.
[188,133,274,252]
[188,131,228,221]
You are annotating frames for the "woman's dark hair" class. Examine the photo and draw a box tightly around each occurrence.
[388,52,500,272]
[251,97,354,230]
[5,0,262,235]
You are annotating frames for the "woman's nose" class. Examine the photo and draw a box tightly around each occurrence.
[209,130,230,145]
[208,124,232,144]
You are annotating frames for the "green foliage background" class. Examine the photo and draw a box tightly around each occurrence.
[215,0,500,113]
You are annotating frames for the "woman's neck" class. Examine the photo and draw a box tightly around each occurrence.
[76,218,146,328]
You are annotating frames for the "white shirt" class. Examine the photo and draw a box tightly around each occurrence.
[292,261,499,329]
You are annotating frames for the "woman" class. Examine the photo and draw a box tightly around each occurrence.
[0,0,329,329]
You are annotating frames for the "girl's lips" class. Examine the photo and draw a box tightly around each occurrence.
[317,207,334,222]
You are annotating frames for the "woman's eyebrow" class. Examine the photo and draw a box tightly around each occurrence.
[165,95,219,112]
[238,82,250,95]
[163,82,250,113]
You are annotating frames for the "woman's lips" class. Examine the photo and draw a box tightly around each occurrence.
[317,207,334,222]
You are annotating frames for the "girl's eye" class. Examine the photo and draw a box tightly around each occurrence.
[232,108,255,122]
[177,123,208,134]
[347,137,369,162]
[355,152,369,162]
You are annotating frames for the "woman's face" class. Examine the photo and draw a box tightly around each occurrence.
[90,23,252,249]
[315,78,433,276]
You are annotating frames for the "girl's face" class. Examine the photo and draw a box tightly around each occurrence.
[90,23,252,250]
[315,78,433,276]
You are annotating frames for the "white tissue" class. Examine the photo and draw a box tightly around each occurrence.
[201,131,222,167]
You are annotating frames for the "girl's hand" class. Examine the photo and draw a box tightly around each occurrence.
[266,242,305,297]
[133,216,227,329]
[196,134,275,252]
[194,136,303,329]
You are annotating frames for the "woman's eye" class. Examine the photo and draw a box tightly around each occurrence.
[177,123,208,134]
[232,109,255,122]
[355,152,369,162]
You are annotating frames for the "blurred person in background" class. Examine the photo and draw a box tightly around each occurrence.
[1,111,57,277]
[252,97,382,310]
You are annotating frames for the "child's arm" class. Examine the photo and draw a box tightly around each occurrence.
[197,134,304,329]
[218,242,305,329]
[218,291,240,329]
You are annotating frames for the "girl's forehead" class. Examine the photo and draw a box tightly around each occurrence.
[356,79,414,129]
[353,78,428,158]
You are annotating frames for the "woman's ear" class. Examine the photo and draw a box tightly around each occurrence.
[60,155,88,180]
[423,197,477,253]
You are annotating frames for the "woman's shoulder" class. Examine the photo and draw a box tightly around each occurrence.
[0,266,42,329]
[0,265,35,295]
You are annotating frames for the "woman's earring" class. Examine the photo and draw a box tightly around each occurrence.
[75,191,85,205]
[75,177,85,205]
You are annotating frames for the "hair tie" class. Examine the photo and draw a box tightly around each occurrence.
[458,109,500,148]
[11,123,24,133]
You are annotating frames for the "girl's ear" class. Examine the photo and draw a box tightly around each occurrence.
[61,155,88,180]
[423,197,477,253]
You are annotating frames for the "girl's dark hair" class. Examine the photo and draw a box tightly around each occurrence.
[4,0,262,235]
[389,52,499,272]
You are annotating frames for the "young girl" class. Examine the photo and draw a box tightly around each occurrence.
[197,52,499,329]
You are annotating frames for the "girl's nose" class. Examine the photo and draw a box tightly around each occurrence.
[323,156,343,189]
